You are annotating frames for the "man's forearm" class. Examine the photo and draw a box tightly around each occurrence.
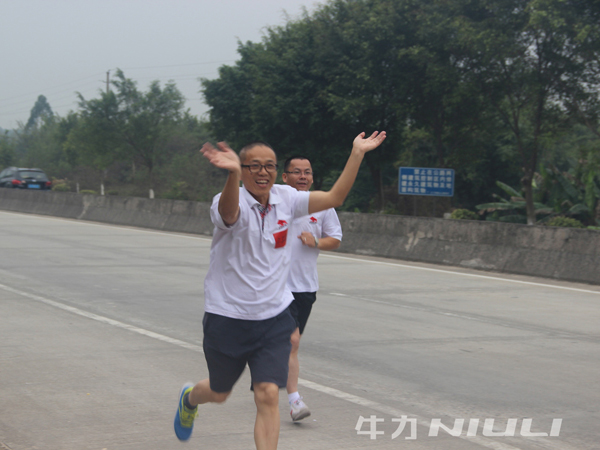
[317,237,341,251]
[308,150,365,214]
[218,170,241,226]
[308,130,386,214]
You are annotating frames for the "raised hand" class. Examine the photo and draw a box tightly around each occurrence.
[352,131,387,155]
[200,142,241,174]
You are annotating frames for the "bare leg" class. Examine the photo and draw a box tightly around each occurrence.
[188,378,231,405]
[286,327,301,394]
[253,382,280,450]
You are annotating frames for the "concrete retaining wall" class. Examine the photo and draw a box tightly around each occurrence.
[337,212,600,285]
[0,189,213,236]
[2,188,599,285]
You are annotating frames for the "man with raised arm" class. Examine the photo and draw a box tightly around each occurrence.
[281,155,342,421]
[174,131,386,450]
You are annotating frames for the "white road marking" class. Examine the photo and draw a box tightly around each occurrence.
[0,283,203,353]
[1,281,581,450]
[0,211,588,449]
[322,253,600,295]
[0,210,214,242]
[2,210,598,295]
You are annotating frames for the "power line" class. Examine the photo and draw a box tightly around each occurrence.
[0,101,78,117]
[130,72,219,82]
[0,80,101,109]
[0,61,229,125]
[0,73,104,103]
[120,60,235,71]
[1,67,228,107]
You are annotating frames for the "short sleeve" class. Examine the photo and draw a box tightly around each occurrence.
[292,190,310,219]
[322,208,343,240]
[210,192,243,230]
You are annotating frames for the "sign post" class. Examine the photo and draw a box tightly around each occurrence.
[398,167,455,216]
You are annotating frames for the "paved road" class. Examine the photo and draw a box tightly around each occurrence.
[1,210,598,450]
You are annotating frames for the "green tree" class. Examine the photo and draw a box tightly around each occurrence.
[202,1,410,206]
[201,0,509,211]
[75,69,187,187]
[306,0,411,208]
[555,1,600,141]
[465,0,600,224]
[0,132,16,167]
[393,0,513,209]
[202,23,351,191]
[476,180,552,223]
[25,95,54,130]
[154,115,226,201]
[202,49,257,150]
[11,113,75,177]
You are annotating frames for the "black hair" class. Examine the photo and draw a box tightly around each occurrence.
[283,155,311,172]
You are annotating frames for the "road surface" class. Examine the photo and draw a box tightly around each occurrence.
[1,210,598,450]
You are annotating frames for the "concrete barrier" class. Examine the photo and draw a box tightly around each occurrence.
[337,212,600,285]
[0,189,213,236]
[2,188,599,285]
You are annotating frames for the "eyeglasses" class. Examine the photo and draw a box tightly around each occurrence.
[241,163,279,173]
[284,170,313,176]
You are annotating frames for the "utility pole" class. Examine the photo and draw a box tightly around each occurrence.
[106,70,110,94]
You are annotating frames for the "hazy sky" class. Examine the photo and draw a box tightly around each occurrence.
[0,0,320,130]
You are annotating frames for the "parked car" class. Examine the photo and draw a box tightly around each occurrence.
[0,167,52,190]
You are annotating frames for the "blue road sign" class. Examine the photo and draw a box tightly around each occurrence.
[398,167,455,197]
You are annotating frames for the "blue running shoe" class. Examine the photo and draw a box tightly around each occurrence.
[174,383,197,441]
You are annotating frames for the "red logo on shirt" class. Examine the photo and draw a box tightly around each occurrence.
[274,229,288,248]
[310,216,318,223]
[277,220,288,228]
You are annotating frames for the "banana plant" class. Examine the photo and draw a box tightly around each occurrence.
[544,166,598,224]
[476,180,552,223]
[478,166,600,225]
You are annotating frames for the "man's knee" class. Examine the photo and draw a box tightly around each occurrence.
[211,390,232,404]
[253,382,279,407]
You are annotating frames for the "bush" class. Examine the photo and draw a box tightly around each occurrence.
[51,178,71,192]
[79,190,97,195]
[546,216,585,228]
[52,183,71,192]
[161,181,190,201]
[450,208,479,220]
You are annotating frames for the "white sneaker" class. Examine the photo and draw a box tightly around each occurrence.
[290,397,311,421]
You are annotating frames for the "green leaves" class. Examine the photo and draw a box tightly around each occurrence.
[496,181,523,199]
[75,70,186,177]
[25,95,54,130]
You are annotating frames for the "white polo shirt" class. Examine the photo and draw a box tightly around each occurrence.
[204,184,310,320]
[286,208,342,293]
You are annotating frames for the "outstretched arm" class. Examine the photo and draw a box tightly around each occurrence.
[200,142,241,226]
[308,131,386,214]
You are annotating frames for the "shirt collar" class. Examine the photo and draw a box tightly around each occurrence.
[241,185,282,209]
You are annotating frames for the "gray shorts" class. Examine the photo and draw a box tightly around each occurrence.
[202,308,296,393]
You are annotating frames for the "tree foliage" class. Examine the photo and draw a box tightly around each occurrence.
[4,71,220,200]
[72,69,187,181]
[461,0,600,223]
[4,0,600,221]
[25,95,53,130]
